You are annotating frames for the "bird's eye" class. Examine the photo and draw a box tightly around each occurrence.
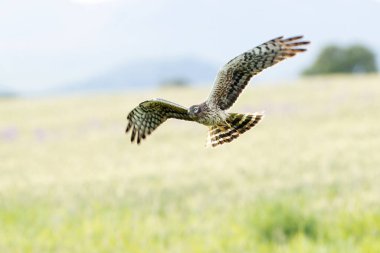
[193,107,199,113]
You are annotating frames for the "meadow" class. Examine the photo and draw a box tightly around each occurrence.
[1,75,380,253]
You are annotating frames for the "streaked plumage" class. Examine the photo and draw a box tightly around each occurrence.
[126,99,192,144]
[126,35,310,147]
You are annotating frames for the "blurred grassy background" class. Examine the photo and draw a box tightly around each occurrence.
[1,75,380,252]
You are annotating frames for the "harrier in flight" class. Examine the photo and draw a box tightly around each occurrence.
[126,35,310,147]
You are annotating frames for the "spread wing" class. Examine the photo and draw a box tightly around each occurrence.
[207,35,310,110]
[126,98,193,144]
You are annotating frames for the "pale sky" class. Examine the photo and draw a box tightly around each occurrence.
[0,0,379,92]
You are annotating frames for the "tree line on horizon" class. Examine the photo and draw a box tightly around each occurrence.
[302,44,377,76]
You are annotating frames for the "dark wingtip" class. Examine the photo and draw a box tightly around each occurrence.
[131,126,136,142]
[137,131,141,144]
[282,35,304,42]
[286,41,311,47]
[126,122,132,133]
[293,48,308,52]
[272,35,284,41]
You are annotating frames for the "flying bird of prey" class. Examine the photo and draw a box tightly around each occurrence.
[126,35,310,147]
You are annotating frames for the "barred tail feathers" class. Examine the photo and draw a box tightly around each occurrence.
[206,113,263,147]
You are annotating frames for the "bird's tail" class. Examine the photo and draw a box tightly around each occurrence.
[206,113,264,147]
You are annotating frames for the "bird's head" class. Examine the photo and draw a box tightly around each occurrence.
[188,104,202,119]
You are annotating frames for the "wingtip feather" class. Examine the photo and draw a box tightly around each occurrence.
[131,126,136,142]
[282,35,304,42]
[126,121,132,133]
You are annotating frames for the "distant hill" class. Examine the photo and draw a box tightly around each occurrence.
[0,85,16,98]
[59,57,218,94]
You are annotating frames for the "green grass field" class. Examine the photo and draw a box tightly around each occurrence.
[1,75,380,252]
